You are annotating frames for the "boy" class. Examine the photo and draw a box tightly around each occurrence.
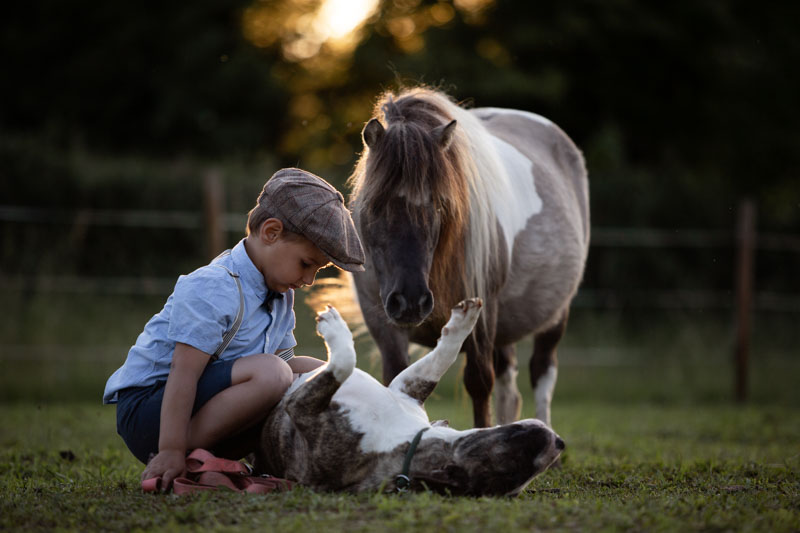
[103,168,365,489]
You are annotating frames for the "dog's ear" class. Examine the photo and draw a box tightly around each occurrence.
[411,464,468,495]
[430,419,450,428]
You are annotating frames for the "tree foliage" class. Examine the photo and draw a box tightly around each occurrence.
[2,0,798,228]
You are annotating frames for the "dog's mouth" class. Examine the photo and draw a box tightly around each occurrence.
[534,436,565,472]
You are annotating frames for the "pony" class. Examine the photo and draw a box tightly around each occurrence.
[347,87,589,428]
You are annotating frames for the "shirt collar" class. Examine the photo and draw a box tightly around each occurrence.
[230,239,268,300]
[230,239,287,310]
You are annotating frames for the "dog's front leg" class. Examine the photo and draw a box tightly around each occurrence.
[389,298,482,403]
[285,305,356,420]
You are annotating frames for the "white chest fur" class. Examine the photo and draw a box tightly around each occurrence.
[329,369,431,453]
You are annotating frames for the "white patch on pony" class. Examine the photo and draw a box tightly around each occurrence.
[494,363,521,425]
[486,134,543,263]
[534,365,558,427]
[478,107,554,127]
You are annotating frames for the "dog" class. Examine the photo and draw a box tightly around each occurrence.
[254,298,564,496]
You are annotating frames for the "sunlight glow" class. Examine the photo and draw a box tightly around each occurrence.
[288,0,380,61]
[318,0,378,39]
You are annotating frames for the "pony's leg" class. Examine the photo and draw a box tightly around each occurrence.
[494,344,522,425]
[355,280,412,384]
[378,329,410,385]
[463,301,498,427]
[389,298,482,403]
[530,309,569,428]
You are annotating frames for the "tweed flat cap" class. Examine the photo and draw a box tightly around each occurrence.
[260,168,365,272]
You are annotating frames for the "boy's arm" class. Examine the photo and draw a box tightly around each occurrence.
[286,355,325,374]
[141,342,210,488]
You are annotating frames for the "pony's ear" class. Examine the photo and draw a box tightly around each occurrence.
[362,118,385,148]
[432,119,457,150]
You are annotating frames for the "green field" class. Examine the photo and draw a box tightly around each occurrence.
[2,401,798,532]
[2,290,799,531]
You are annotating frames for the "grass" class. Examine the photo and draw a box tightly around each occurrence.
[2,289,799,531]
[2,401,798,532]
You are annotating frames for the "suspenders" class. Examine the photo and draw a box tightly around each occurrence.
[210,253,244,362]
[208,250,292,362]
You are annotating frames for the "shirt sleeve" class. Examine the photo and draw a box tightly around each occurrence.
[167,268,240,355]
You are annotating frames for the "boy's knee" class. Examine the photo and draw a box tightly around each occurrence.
[236,354,293,394]
[265,356,293,391]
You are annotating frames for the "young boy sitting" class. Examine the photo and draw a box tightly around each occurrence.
[103,168,365,489]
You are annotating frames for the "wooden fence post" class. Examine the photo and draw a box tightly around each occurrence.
[734,198,756,402]
[203,169,225,260]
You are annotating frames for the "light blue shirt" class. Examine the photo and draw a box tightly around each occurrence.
[103,239,296,404]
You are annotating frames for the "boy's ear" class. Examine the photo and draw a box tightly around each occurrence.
[260,218,284,243]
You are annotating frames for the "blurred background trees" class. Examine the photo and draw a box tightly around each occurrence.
[1,0,797,403]
[4,0,798,292]
[4,0,798,226]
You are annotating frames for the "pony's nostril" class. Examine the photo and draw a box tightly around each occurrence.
[419,292,434,314]
[555,437,566,451]
[386,292,407,318]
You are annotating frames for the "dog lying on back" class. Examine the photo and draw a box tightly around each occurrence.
[254,298,564,496]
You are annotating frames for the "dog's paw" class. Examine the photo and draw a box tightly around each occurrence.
[315,305,350,341]
[441,298,482,339]
[316,305,355,381]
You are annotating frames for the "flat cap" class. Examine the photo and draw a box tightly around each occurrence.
[260,168,365,272]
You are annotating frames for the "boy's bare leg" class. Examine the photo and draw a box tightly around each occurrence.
[211,355,325,458]
[186,354,293,450]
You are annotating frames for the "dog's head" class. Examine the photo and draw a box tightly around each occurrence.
[413,419,564,496]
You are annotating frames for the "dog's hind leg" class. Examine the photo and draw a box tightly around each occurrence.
[389,298,482,403]
[285,305,356,418]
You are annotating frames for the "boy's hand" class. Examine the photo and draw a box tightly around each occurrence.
[141,449,186,490]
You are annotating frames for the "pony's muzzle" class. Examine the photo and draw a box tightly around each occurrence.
[385,290,434,324]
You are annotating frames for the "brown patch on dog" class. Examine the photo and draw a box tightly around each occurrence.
[399,378,438,403]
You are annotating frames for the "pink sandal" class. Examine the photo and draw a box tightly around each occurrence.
[142,449,294,495]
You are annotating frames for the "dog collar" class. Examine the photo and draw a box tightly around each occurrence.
[395,427,430,492]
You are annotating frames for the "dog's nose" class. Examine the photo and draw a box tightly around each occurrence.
[555,437,566,451]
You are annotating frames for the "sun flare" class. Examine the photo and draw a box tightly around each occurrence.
[318,0,379,40]
[243,0,380,62]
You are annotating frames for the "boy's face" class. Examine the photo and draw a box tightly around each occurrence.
[249,219,331,293]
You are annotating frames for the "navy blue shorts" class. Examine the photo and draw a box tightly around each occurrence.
[115,359,235,464]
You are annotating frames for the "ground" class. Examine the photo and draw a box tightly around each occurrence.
[2,399,798,532]
[2,295,798,531]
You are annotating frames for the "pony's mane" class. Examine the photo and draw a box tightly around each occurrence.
[349,87,503,320]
